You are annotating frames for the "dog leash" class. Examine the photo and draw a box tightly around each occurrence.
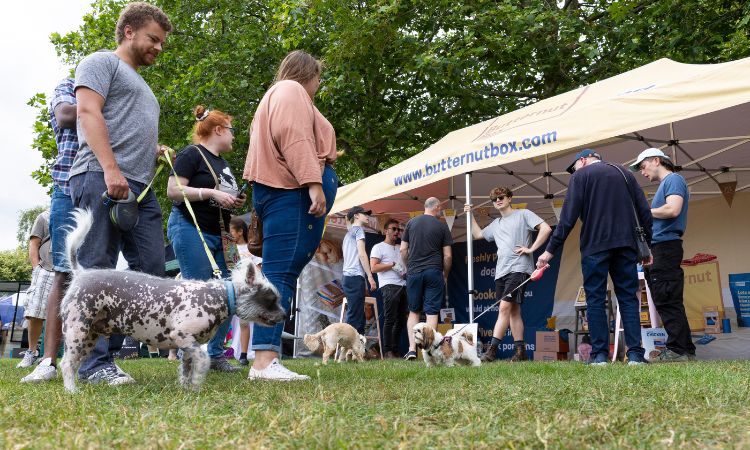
[451,264,549,338]
[162,145,223,279]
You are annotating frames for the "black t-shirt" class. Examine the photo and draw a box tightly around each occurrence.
[401,214,453,274]
[172,144,239,236]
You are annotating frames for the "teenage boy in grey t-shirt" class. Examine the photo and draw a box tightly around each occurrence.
[68,3,172,386]
[465,186,551,362]
[342,206,376,334]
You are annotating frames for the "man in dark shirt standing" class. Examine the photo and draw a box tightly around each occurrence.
[400,197,453,360]
[537,149,652,365]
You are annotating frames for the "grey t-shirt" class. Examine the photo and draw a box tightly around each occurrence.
[30,210,52,271]
[482,209,544,279]
[342,226,366,277]
[402,214,453,274]
[71,51,160,184]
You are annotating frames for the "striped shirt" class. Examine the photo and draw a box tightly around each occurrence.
[49,78,79,196]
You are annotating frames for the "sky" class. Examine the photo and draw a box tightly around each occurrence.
[0,0,93,250]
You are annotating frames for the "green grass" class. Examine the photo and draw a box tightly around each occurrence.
[2,358,750,449]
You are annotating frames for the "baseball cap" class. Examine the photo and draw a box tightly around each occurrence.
[346,205,372,221]
[566,149,602,174]
[629,148,670,172]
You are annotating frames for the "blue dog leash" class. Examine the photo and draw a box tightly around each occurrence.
[224,280,236,316]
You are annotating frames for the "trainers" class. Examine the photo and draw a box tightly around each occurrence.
[248,358,310,381]
[649,349,689,363]
[83,365,136,386]
[16,349,39,369]
[238,357,249,366]
[21,357,57,383]
[588,353,608,366]
[403,351,417,361]
[627,352,649,366]
[210,356,242,372]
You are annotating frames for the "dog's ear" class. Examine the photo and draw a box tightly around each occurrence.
[245,262,257,285]
[423,326,435,347]
[462,331,474,346]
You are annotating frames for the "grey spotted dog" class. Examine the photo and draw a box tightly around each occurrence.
[59,209,285,393]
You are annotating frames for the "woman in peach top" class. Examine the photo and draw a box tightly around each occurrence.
[243,50,338,381]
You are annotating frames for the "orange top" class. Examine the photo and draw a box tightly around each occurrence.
[243,80,337,188]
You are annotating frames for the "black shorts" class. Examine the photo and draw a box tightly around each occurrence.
[495,272,528,305]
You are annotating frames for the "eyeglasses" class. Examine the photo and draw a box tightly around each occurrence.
[224,126,235,136]
[490,195,507,202]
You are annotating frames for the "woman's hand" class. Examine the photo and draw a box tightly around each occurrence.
[308,183,326,217]
[211,189,236,208]
[233,193,247,208]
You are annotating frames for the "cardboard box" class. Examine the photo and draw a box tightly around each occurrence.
[534,351,568,361]
[703,306,723,334]
[535,331,569,353]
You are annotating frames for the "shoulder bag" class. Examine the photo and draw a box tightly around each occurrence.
[605,163,651,261]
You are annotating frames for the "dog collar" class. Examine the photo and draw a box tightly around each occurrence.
[224,280,236,316]
[433,335,452,351]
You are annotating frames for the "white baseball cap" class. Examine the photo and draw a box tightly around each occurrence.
[630,148,670,172]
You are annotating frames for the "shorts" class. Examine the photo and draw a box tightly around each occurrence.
[50,186,75,272]
[24,266,55,319]
[406,267,444,315]
[495,272,528,304]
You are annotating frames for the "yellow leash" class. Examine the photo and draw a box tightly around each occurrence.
[161,146,223,279]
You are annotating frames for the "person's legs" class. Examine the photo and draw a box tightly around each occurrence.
[25,319,44,354]
[406,311,421,354]
[343,275,366,334]
[509,304,524,341]
[423,267,443,333]
[42,273,69,362]
[395,287,408,355]
[250,167,338,377]
[647,241,694,356]
[381,285,400,354]
[609,247,645,361]
[581,250,611,361]
[406,272,425,354]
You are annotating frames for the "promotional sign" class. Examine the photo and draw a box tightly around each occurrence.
[728,273,750,327]
[682,261,723,330]
[448,238,562,359]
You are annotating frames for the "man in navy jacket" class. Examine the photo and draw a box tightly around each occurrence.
[537,149,652,365]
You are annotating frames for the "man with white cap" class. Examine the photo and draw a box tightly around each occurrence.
[631,148,695,362]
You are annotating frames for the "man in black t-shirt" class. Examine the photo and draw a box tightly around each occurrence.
[399,197,453,360]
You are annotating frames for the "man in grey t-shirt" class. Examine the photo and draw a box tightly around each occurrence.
[342,206,376,334]
[465,186,551,362]
[68,2,172,386]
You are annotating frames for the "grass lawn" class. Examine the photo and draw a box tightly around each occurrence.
[2,358,749,449]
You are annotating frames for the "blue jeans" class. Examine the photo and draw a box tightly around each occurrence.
[251,165,338,353]
[343,275,366,334]
[69,171,165,377]
[581,246,645,361]
[49,186,75,273]
[167,209,231,359]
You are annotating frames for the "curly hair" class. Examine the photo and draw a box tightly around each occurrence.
[191,105,232,143]
[115,2,172,44]
[489,186,513,199]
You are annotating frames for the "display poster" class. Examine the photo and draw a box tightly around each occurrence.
[728,273,750,327]
[682,261,723,330]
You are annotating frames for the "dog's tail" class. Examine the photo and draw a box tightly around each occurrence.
[65,208,94,272]
[461,331,475,347]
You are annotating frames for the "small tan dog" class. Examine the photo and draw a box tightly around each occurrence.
[413,322,481,367]
[303,322,366,364]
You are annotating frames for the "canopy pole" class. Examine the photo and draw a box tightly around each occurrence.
[465,172,475,323]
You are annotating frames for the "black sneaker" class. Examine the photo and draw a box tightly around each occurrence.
[403,351,417,361]
[210,356,241,372]
[238,357,249,366]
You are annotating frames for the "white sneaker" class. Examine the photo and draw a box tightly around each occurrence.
[21,357,57,383]
[247,358,310,381]
[16,349,39,369]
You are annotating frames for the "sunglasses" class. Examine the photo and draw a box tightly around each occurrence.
[490,195,508,202]
[387,227,401,233]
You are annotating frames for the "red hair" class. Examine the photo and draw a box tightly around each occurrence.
[192,105,232,143]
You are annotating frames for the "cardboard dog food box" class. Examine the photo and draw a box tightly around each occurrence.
[533,351,568,361]
[535,331,569,353]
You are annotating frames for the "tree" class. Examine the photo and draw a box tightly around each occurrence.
[28,0,750,220]
[0,249,33,281]
[16,205,49,252]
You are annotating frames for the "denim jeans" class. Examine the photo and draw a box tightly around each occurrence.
[69,171,165,377]
[343,275,366,334]
[645,240,695,356]
[49,186,75,273]
[167,209,231,359]
[581,246,645,361]
[251,165,338,353]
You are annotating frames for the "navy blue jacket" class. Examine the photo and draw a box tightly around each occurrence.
[546,161,652,258]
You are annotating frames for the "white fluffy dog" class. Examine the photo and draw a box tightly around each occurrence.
[303,322,366,364]
[413,323,481,367]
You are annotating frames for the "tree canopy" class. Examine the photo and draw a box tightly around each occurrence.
[29,0,750,223]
